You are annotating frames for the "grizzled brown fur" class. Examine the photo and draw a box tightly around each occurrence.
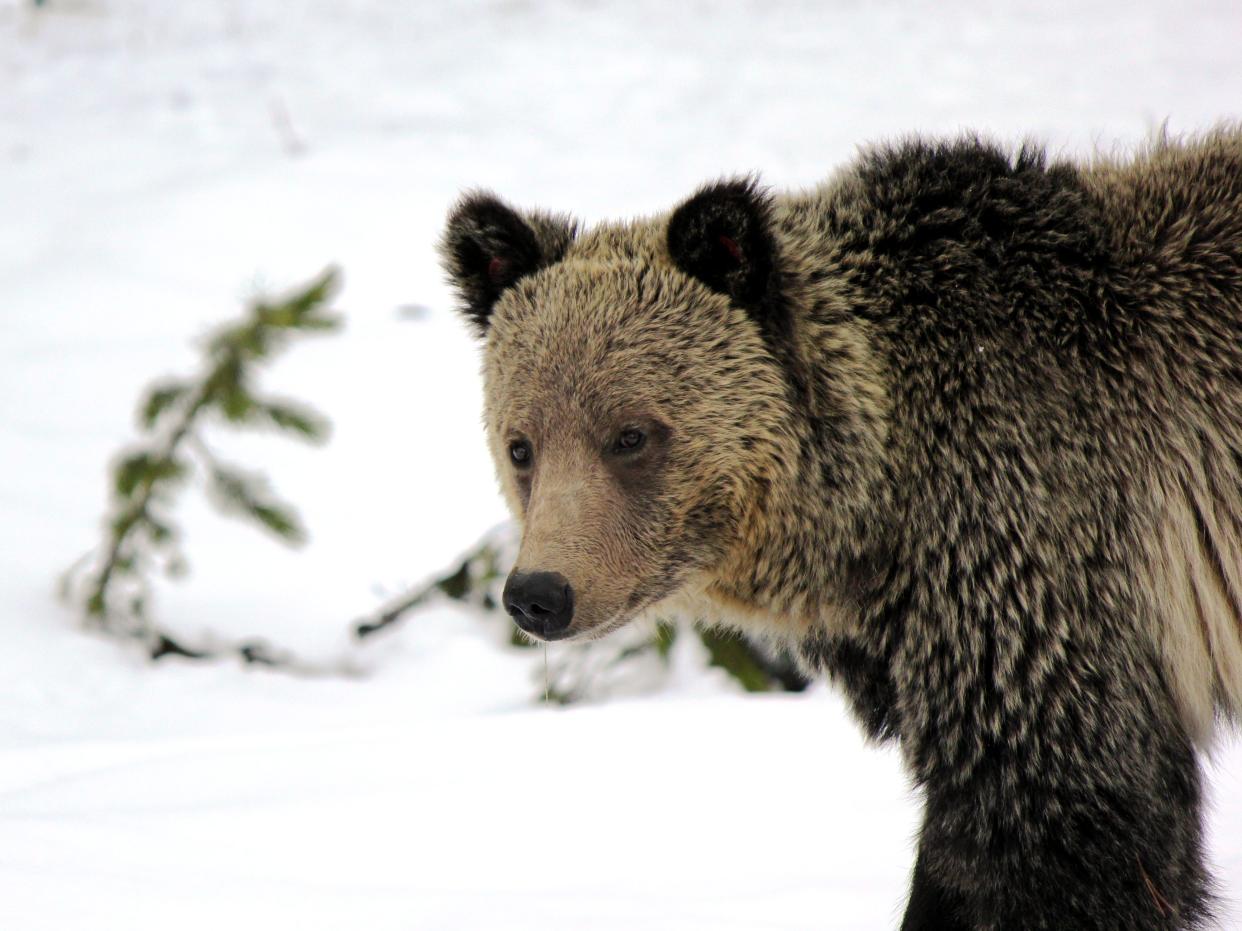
[441,128,1242,930]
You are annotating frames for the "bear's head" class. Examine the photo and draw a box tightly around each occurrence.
[440,181,806,641]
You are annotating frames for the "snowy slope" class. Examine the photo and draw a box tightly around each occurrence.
[1,0,1240,927]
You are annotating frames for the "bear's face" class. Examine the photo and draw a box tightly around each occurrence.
[442,182,792,641]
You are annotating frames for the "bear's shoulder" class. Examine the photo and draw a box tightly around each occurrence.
[798,136,1112,344]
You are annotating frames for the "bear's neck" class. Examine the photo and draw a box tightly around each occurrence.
[701,419,892,644]
[700,260,895,644]
[705,478,865,642]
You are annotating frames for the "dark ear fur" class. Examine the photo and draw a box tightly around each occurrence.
[667,177,778,311]
[440,192,577,334]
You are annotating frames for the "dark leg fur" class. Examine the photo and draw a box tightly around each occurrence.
[900,847,972,931]
[905,719,1212,930]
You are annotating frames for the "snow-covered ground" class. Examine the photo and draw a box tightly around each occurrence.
[2,1,1240,927]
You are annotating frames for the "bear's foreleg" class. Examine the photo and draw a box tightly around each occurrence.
[899,701,1212,930]
[899,846,973,931]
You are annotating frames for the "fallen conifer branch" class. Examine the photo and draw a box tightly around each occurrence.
[60,267,343,668]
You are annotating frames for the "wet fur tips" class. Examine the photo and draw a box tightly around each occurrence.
[442,127,1242,930]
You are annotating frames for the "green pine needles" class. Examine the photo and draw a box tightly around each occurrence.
[62,268,342,660]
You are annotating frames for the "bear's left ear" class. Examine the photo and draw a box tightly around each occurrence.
[667,178,779,312]
[440,192,578,335]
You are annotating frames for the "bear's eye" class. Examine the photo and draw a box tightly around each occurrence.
[509,439,533,467]
[613,428,646,454]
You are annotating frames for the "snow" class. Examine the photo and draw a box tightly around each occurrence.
[2,694,918,931]
[1,0,1240,927]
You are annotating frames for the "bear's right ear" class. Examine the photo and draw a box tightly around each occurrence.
[440,192,578,335]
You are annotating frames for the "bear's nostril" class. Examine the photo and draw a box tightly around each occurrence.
[502,570,574,640]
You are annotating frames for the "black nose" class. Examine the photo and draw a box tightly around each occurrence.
[503,571,574,640]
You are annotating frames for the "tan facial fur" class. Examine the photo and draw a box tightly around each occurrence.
[441,181,894,647]
[483,230,793,640]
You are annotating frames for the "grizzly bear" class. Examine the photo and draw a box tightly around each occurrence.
[440,129,1242,930]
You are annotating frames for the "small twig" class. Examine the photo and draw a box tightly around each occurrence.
[87,386,208,631]
[150,633,210,661]
[354,584,437,638]
[352,528,514,639]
